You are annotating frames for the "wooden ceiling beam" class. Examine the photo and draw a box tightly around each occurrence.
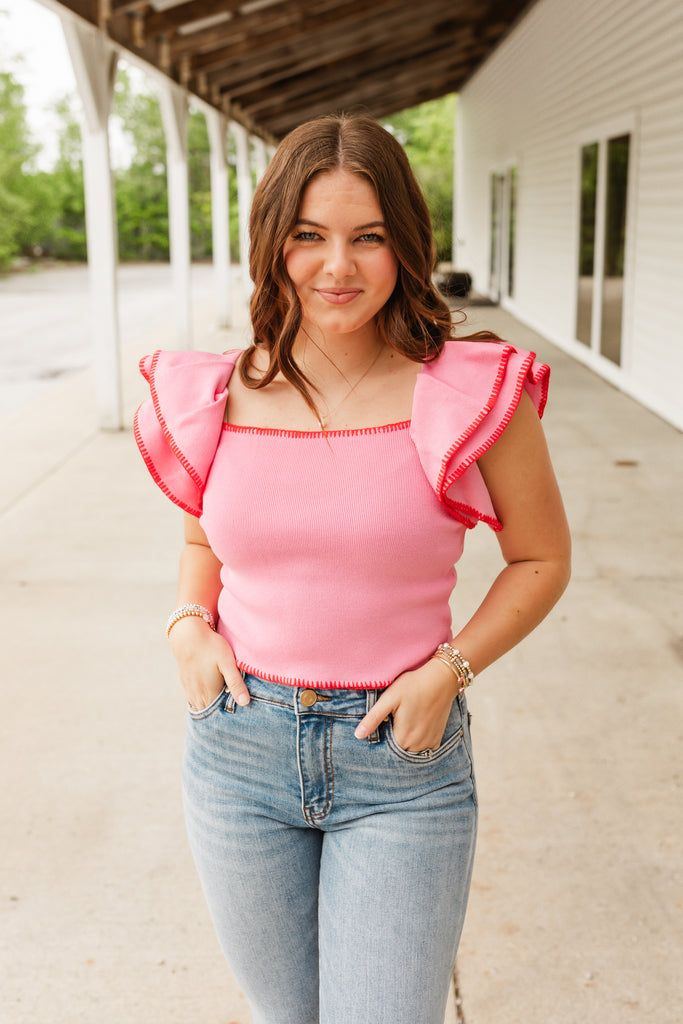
[370,79,460,120]
[110,0,149,13]
[143,0,243,36]
[264,52,471,134]
[267,71,460,137]
[172,0,404,63]
[242,37,484,118]
[203,0,468,92]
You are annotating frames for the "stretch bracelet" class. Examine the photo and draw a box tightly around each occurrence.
[165,603,216,639]
[431,642,475,695]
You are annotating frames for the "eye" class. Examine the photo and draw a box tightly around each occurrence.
[290,231,386,244]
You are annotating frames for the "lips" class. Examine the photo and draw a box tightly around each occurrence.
[316,288,362,305]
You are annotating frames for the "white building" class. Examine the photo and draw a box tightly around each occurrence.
[454,0,683,431]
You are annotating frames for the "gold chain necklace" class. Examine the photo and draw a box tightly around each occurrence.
[299,330,387,431]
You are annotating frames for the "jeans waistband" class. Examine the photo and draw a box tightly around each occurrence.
[240,671,467,744]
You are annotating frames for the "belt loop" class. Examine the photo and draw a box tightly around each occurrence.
[365,688,381,743]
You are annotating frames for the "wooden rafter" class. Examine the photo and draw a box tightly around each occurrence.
[202,0,473,89]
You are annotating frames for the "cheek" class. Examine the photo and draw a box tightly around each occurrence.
[284,248,315,286]
[368,249,399,295]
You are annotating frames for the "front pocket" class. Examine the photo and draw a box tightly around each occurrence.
[187,686,228,720]
[386,701,465,764]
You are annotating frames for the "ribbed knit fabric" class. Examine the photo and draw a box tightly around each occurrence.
[134,339,551,689]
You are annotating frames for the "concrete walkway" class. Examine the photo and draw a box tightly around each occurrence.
[2,264,681,1022]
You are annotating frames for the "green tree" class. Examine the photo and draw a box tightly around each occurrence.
[188,107,211,260]
[0,69,42,269]
[113,67,169,260]
[45,93,86,260]
[382,94,455,262]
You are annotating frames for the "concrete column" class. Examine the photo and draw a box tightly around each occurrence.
[231,121,253,302]
[206,108,232,329]
[157,80,192,347]
[253,136,268,182]
[59,16,121,430]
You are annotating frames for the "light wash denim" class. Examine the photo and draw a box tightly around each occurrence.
[182,670,478,1024]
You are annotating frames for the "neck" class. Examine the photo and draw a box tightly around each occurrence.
[291,326,387,383]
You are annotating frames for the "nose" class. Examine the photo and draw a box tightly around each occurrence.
[322,240,357,279]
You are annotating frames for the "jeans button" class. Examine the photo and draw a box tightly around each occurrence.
[300,689,319,707]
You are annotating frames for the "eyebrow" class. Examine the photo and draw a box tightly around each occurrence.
[294,219,386,231]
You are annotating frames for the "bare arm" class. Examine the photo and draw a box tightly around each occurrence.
[446,387,572,678]
[355,389,572,743]
[168,513,252,708]
[174,513,223,624]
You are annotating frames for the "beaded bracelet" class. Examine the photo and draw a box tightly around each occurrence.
[165,603,216,639]
[431,641,475,695]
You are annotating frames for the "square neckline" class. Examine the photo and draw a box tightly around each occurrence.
[220,347,425,437]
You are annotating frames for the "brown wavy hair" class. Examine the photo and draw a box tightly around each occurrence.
[232,111,503,424]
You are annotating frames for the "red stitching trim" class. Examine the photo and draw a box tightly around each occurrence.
[435,344,513,497]
[444,348,548,491]
[146,348,206,495]
[442,492,503,531]
[532,356,550,419]
[234,657,394,689]
[133,401,202,517]
[138,352,151,383]
[436,346,551,529]
[222,419,412,437]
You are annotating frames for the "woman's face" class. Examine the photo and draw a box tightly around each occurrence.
[282,168,399,338]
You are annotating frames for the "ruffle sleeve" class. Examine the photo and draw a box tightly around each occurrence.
[133,347,241,517]
[409,339,551,532]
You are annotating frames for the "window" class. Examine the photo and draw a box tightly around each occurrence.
[575,132,631,366]
[576,142,598,347]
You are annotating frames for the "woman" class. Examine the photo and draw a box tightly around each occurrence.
[134,112,571,1024]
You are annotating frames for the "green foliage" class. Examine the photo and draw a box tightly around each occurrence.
[0,70,43,267]
[381,94,455,263]
[112,68,168,260]
[189,107,211,260]
[46,94,86,260]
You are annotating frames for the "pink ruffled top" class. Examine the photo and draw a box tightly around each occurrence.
[134,339,550,689]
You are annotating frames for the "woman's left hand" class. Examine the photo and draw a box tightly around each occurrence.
[355,657,461,750]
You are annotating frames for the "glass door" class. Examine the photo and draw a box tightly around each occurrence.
[575,133,631,366]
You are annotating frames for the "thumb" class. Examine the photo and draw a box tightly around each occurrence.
[354,695,394,739]
[223,662,251,706]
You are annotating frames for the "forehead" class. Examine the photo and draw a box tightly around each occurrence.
[299,170,381,213]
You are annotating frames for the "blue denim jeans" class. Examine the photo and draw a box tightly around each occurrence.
[182,670,478,1024]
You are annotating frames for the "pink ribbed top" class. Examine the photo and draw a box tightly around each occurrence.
[134,339,551,689]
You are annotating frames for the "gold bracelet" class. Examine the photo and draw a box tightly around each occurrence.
[431,642,475,693]
[432,654,468,694]
[436,642,474,683]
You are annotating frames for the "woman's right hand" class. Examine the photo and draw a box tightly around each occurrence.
[168,616,251,710]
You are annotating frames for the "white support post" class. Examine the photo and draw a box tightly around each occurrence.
[60,16,121,430]
[206,108,233,329]
[231,121,254,302]
[453,96,462,268]
[253,136,268,181]
[157,80,192,348]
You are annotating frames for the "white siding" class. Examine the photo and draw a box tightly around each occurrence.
[454,0,683,430]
